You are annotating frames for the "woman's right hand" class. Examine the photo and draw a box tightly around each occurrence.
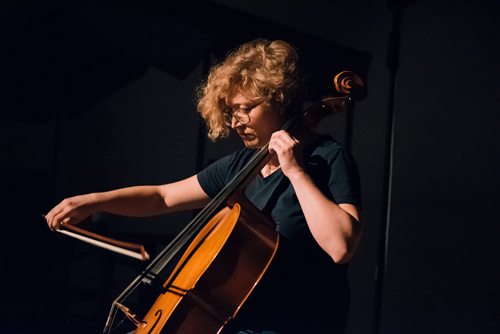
[45,193,97,231]
[43,176,212,232]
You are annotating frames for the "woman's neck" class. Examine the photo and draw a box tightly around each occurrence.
[261,155,281,178]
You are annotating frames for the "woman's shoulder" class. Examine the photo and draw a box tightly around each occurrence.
[306,133,348,159]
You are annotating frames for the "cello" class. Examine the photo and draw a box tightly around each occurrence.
[102,71,364,334]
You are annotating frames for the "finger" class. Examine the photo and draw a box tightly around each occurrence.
[52,211,70,231]
[42,213,53,231]
[282,133,299,146]
[45,212,57,231]
[48,216,59,231]
[273,131,298,147]
[272,137,295,154]
[271,132,287,144]
[269,136,285,152]
[45,204,62,229]
[269,134,285,152]
[271,130,287,141]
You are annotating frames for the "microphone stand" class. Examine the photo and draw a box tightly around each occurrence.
[372,1,415,333]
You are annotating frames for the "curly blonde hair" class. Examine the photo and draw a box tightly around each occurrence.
[196,39,302,141]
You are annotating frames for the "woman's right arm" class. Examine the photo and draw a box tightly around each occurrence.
[45,175,211,231]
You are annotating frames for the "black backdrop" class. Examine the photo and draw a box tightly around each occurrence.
[1,0,499,333]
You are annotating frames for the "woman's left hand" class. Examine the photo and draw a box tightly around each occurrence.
[269,130,305,178]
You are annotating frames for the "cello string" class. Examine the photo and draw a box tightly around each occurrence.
[105,101,324,330]
[137,110,301,282]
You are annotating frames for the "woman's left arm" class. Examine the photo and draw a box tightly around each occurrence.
[269,130,363,264]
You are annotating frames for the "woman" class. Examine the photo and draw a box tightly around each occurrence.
[45,39,362,334]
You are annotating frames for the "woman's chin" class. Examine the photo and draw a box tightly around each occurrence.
[243,142,258,148]
[240,135,259,148]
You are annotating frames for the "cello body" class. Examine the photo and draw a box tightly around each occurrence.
[136,201,278,334]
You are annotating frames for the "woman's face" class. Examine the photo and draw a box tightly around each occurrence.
[225,88,286,149]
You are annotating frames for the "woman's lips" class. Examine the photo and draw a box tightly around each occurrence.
[238,132,252,139]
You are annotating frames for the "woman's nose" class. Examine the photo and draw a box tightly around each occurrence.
[231,115,242,128]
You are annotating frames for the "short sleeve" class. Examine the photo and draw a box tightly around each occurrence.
[306,136,361,207]
[197,155,233,198]
[197,148,258,199]
[326,148,362,206]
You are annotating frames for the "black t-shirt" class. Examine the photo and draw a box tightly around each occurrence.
[197,134,361,334]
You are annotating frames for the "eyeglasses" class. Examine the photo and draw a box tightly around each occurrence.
[224,102,263,125]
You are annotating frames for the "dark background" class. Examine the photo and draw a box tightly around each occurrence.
[1,0,499,333]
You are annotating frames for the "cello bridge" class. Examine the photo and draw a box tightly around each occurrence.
[115,302,147,328]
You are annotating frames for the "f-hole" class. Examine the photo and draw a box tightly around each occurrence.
[147,309,162,334]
